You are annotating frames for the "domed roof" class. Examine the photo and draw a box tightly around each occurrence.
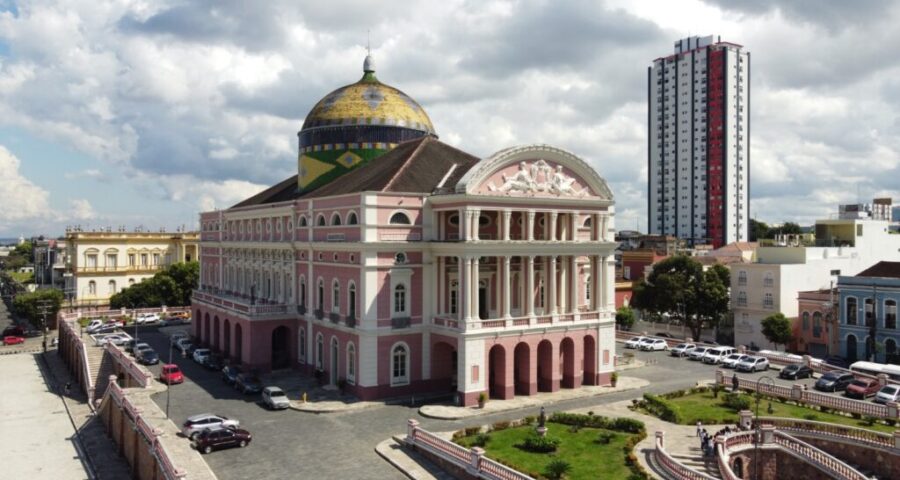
[300,56,435,135]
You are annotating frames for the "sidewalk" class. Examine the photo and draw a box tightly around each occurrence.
[418,376,650,420]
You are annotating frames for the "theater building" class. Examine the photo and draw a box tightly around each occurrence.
[192,55,618,405]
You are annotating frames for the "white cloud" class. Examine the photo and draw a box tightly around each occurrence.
[0,145,51,229]
[69,199,97,220]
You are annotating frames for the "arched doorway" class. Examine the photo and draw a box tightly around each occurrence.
[195,309,202,337]
[488,344,508,399]
[203,313,210,344]
[234,324,243,364]
[886,338,898,364]
[537,340,554,392]
[330,338,339,385]
[583,335,597,385]
[560,337,577,389]
[432,341,457,392]
[213,316,220,351]
[223,319,231,358]
[732,457,744,478]
[846,334,858,363]
[271,326,290,370]
[514,343,532,395]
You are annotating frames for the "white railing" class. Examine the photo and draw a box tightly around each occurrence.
[405,420,533,480]
[653,432,719,480]
[755,417,896,451]
[773,431,868,480]
[106,342,153,388]
[61,320,96,406]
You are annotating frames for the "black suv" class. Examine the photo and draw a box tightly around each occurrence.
[814,371,855,392]
[779,364,813,380]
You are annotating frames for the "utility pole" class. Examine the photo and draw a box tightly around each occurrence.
[36,298,54,352]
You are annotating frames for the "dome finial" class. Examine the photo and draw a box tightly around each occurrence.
[363,30,375,74]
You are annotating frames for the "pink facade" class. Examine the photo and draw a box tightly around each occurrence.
[193,143,619,405]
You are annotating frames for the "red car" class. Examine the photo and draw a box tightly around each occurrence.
[160,364,184,385]
[845,378,881,399]
[3,335,25,346]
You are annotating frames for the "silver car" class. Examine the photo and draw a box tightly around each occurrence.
[722,354,749,369]
[688,346,710,361]
[874,385,900,404]
[181,413,240,439]
[670,343,696,357]
[262,386,291,410]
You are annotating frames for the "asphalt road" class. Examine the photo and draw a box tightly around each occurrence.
[125,330,870,480]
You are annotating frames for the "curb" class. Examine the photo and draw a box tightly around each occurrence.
[374,437,416,480]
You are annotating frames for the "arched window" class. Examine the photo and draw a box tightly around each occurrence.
[763,272,774,288]
[348,283,357,319]
[332,279,341,312]
[128,278,135,286]
[331,213,342,226]
[448,214,459,226]
[886,300,897,330]
[347,212,358,225]
[317,214,326,227]
[108,280,117,295]
[299,216,308,227]
[389,212,411,225]
[317,279,324,310]
[582,216,592,228]
[88,281,96,295]
[737,291,747,307]
[886,338,897,361]
[316,334,324,369]
[391,343,409,385]
[298,328,306,362]
[299,277,307,308]
[394,252,407,264]
[738,270,747,286]
[812,312,822,330]
[394,284,407,314]
[478,214,491,226]
[846,297,858,325]
[864,298,874,327]
[763,293,774,309]
[347,343,356,384]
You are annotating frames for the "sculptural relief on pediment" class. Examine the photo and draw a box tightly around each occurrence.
[479,159,593,197]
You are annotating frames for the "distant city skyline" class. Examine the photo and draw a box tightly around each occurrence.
[1,1,899,237]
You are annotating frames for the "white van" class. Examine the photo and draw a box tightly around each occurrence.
[702,346,737,365]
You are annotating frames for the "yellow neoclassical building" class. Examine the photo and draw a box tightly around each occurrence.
[65,228,199,308]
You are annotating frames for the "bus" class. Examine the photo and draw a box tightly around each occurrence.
[849,361,900,382]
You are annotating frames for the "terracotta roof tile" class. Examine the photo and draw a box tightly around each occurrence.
[856,261,900,279]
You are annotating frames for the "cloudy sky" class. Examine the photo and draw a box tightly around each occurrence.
[1,0,898,238]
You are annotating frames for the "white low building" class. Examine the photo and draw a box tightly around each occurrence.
[732,219,900,350]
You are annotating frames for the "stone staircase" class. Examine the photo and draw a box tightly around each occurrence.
[84,341,116,401]
[667,442,723,479]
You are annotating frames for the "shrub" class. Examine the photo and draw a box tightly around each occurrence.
[522,415,537,425]
[491,420,511,431]
[464,426,481,436]
[642,394,682,423]
[722,392,751,412]
[862,415,877,426]
[803,414,818,421]
[886,419,896,427]
[609,417,646,434]
[596,432,616,444]
[851,412,862,419]
[568,424,582,433]
[518,434,560,453]
[471,433,491,447]
[544,459,571,480]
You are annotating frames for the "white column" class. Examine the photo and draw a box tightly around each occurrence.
[471,256,480,319]
[526,256,535,317]
[600,215,608,242]
[549,255,558,314]
[570,213,578,241]
[502,256,511,318]
[600,255,609,308]
[526,211,535,241]
[569,256,578,312]
[550,211,558,241]
[503,210,511,241]
[472,209,481,241]
[460,256,470,322]
[589,256,598,310]
[459,209,466,241]
[593,213,601,241]
[559,256,567,313]
[436,256,444,315]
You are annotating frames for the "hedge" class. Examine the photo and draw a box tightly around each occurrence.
[642,393,682,423]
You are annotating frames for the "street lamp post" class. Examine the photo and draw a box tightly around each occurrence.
[166,340,173,418]
[754,375,775,480]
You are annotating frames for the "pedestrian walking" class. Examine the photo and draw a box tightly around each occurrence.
[696,420,703,437]
[64,381,71,396]
[732,373,739,392]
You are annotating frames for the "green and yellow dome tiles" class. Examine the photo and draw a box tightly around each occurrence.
[297,54,437,192]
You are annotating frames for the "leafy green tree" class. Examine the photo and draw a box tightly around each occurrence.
[749,219,769,242]
[615,306,636,330]
[632,256,731,341]
[12,288,64,329]
[109,261,198,309]
[766,222,802,239]
[761,313,793,350]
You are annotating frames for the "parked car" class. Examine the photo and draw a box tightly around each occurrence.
[235,374,263,394]
[193,348,212,365]
[670,343,696,357]
[96,334,130,347]
[688,346,711,361]
[736,356,769,372]
[134,343,153,358]
[637,337,658,350]
[780,364,814,380]
[702,347,737,365]
[181,413,240,440]
[3,335,25,346]
[844,379,881,399]
[262,386,291,410]
[193,427,251,454]
[204,354,225,371]
[170,332,188,345]
[2,325,25,337]
[814,371,855,392]
[135,313,161,324]
[823,356,850,369]
[93,323,120,334]
[721,354,749,369]
[874,385,900,404]
[160,316,185,327]
[160,364,184,385]
[222,366,242,385]
[624,336,647,349]
[125,339,138,353]
[177,340,193,356]
[640,338,669,351]
[85,320,106,334]
[137,349,160,365]
[655,332,676,339]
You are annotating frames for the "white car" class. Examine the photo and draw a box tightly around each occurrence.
[874,385,900,404]
[688,346,711,361]
[96,333,130,346]
[736,356,769,372]
[85,319,105,333]
[702,347,737,365]
[135,313,161,324]
[193,348,212,365]
[624,336,647,349]
[170,332,188,345]
[181,413,240,440]
[262,386,291,410]
[670,343,696,357]
[640,338,668,351]
[177,339,193,355]
[721,354,749,369]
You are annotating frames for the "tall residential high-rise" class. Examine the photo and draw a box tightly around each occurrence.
[648,35,749,248]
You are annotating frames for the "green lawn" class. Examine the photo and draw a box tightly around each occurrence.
[455,423,639,479]
[656,390,896,433]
